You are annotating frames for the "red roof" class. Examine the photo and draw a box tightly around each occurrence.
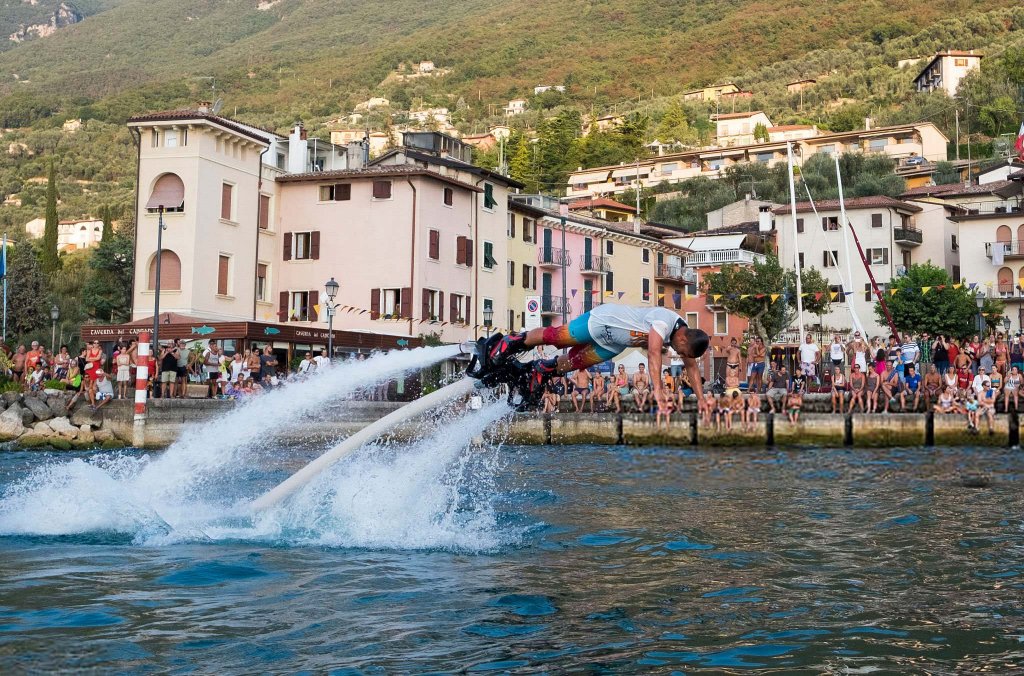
[767,125,813,132]
[712,111,765,121]
[773,196,922,215]
[568,197,637,214]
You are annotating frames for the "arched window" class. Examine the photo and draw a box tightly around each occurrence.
[148,250,181,291]
[998,266,1013,295]
[80,225,87,231]
[996,225,1012,242]
[145,173,185,213]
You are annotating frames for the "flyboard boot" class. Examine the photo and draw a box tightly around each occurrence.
[465,332,530,384]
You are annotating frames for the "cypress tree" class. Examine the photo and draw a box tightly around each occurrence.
[41,160,61,273]
[101,204,114,240]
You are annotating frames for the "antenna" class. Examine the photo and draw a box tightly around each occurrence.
[210,98,224,115]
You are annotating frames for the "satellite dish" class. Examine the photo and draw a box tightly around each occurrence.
[895,265,907,277]
[210,98,224,115]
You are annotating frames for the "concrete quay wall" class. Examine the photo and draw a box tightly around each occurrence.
[89,399,1020,450]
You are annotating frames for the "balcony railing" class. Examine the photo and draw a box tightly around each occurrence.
[655,264,697,283]
[684,249,766,267]
[956,201,1024,216]
[985,240,1024,259]
[998,283,1016,296]
[579,254,611,274]
[893,225,923,246]
[540,294,570,315]
[538,246,571,267]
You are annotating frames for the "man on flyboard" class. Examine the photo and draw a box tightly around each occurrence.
[469,304,710,410]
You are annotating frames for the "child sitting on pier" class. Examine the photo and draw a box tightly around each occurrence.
[729,391,744,428]
[656,394,674,430]
[744,391,761,430]
[786,390,803,423]
[712,394,732,432]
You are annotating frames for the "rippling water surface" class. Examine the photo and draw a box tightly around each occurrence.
[1,444,1023,673]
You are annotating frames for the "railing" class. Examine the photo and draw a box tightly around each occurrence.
[655,264,697,283]
[537,246,571,267]
[956,201,1024,216]
[998,283,1016,296]
[985,240,1024,258]
[579,254,611,273]
[540,295,570,315]
[684,249,766,267]
[893,226,923,245]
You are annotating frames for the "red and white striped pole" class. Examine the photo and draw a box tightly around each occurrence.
[135,331,150,420]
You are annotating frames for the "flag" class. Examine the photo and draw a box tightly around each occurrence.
[814,292,823,301]
[829,291,838,301]
[605,290,614,297]
[712,294,722,303]
[740,294,750,299]
[313,304,321,315]
[617,291,625,299]
[968,282,977,290]
[921,287,931,295]
[953,283,963,289]
[889,288,899,297]
[1016,119,1024,161]
[0,234,6,279]
[770,294,780,302]
[571,289,577,298]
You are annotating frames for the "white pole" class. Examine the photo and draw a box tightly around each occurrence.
[786,142,806,344]
[250,377,478,512]
[833,155,866,336]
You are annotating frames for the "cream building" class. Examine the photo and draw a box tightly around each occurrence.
[914,50,983,97]
[774,196,928,336]
[713,111,773,147]
[25,217,104,251]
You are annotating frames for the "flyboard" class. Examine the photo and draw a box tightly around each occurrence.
[249,334,536,512]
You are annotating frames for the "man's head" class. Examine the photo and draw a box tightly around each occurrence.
[638,363,645,372]
[671,328,709,359]
[906,365,915,376]
[730,337,738,346]
[96,369,106,381]
[30,341,38,350]
[805,334,813,344]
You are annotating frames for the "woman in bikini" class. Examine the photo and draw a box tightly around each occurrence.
[848,363,866,412]
[934,386,956,414]
[864,365,880,413]
[994,333,1009,376]
[830,366,847,414]
[1004,365,1022,412]
[943,365,958,394]
[607,365,628,413]
[591,373,607,412]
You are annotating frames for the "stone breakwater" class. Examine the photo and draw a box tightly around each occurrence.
[0,390,124,450]
[0,394,1018,451]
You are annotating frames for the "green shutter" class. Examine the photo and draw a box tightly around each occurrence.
[484,183,497,209]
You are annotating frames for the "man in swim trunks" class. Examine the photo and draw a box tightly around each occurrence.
[486,304,710,409]
[725,337,743,386]
[570,368,592,413]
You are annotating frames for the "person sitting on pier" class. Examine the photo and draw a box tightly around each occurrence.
[632,363,652,412]
[744,390,761,430]
[900,364,922,412]
[723,359,742,398]
[729,390,744,426]
[935,386,957,415]
[922,364,943,412]
[713,394,733,432]
[656,391,674,430]
[830,366,847,414]
[1004,366,1021,412]
[785,389,803,423]
[484,304,709,411]
[570,368,593,413]
[848,363,866,413]
[977,387,997,434]
[591,373,607,412]
[864,362,880,413]
[765,363,788,414]
[880,362,901,413]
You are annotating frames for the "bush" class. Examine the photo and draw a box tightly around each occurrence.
[43,379,67,390]
[0,381,22,393]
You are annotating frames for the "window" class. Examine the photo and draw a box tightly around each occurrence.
[796,218,804,233]
[661,163,677,174]
[642,278,651,302]
[523,217,534,243]
[508,310,515,332]
[456,236,474,266]
[818,144,835,155]
[449,294,470,325]
[868,247,889,265]
[372,180,392,199]
[259,194,271,230]
[319,183,351,201]
[714,311,728,335]
[276,153,286,170]
[145,173,185,213]
[507,214,516,238]
[951,234,959,251]
[295,232,312,260]
[798,253,805,269]
[869,138,887,152]
[147,250,181,291]
[642,248,650,264]
[830,284,845,304]
[871,213,883,228]
[424,289,441,321]
[823,250,839,267]
[952,265,961,282]
[483,241,496,269]
[217,255,230,296]
[508,260,515,285]
[290,291,309,321]
[756,152,773,164]
[257,263,268,301]
[426,229,440,261]
[522,264,536,290]
[285,231,320,261]
[150,130,160,148]
[220,183,234,221]
[657,284,665,307]
[443,187,454,206]
[822,216,839,231]
[483,183,497,210]
[605,270,614,292]
[165,129,179,148]
[954,58,968,67]
[685,312,698,329]
[381,288,403,317]
[605,240,614,256]
[864,282,872,302]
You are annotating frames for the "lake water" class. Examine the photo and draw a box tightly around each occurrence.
[1,443,1022,673]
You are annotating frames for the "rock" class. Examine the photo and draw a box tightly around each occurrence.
[24,396,53,422]
[0,406,25,441]
[49,437,73,451]
[31,421,54,436]
[70,406,102,428]
[93,428,114,443]
[49,417,78,439]
[78,425,95,445]
[16,434,53,449]
[99,438,126,450]
[19,406,33,427]
[46,396,68,419]
[43,388,63,396]
[2,391,21,406]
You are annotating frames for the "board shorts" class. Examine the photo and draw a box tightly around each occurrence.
[750,363,765,374]
[566,313,620,362]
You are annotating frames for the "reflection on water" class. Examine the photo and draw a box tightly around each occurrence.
[2,445,1023,673]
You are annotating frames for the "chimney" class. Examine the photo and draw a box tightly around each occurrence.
[293,121,307,140]
[197,101,211,113]
[744,193,751,202]
[864,117,873,131]
[632,218,641,235]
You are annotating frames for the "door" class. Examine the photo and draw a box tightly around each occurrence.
[543,228,553,260]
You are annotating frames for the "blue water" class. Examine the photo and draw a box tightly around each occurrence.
[1,444,1023,672]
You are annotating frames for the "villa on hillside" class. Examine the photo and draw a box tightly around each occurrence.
[913,50,983,97]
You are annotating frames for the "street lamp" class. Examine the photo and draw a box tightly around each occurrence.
[1003,316,1011,333]
[976,292,986,335]
[153,205,168,349]
[49,304,59,354]
[482,305,494,338]
[324,277,340,361]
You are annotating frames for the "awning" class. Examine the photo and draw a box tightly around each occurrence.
[570,170,611,183]
[671,233,747,251]
[611,167,650,178]
[145,173,185,210]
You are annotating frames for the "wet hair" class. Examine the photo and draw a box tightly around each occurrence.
[684,328,710,358]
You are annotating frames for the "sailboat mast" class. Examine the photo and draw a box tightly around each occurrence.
[786,142,806,344]
[844,217,900,337]
[833,156,866,335]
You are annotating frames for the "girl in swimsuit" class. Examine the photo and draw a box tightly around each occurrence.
[1004,366,1022,412]
[606,366,626,413]
[934,387,955,414]
[831,367,847,414]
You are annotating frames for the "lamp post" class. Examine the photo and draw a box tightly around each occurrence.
[482,305,494,338]
[1003,316,1011,334]
[153,205,167,350]
[49,304,59,354]
[976,292,986,335]
[324,277,340,361]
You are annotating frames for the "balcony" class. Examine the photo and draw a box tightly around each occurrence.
[579,254,611,275]
[538,246,571,268]
[893,225,922,246]
[998,283,1017,297]
[684,249,766,267]
[986,240,1024,260]
[655,264,697,284]
[540,295,570,316]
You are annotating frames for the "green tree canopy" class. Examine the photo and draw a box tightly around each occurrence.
[700,254,832,343]
[82,230,135,324]
[7,240,50,343]
[41,160,61,274]
[875,263,977,339]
